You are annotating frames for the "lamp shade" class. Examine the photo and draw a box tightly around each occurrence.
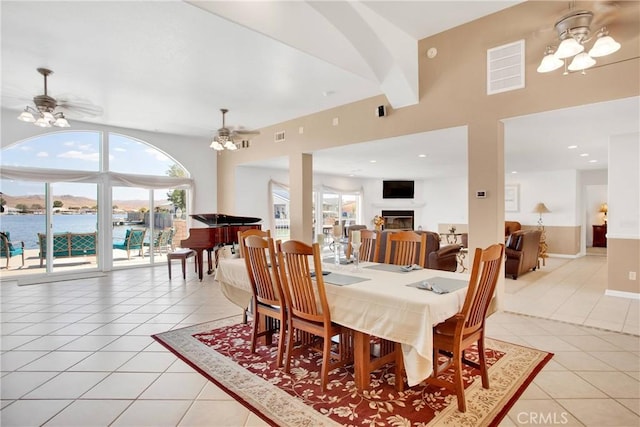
[533,203,551,214]
[599,203,608,214]
[568,52,596,71]
[537,47,564,73]
[555,37,584,59]
[589,34,620,57]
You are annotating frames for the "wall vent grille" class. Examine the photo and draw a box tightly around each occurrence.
[487,39,525,95]
[274,131,285,142]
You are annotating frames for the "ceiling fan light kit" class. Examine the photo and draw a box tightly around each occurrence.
[17,68,71,128]
[209,108,259,151]
[537,9,621,75]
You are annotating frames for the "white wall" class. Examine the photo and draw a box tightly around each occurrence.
[505,170,579,227]
[1,109,217,216]
[608,133,640,239]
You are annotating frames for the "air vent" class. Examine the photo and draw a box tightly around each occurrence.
[487,39,525,95]
[274,131,285,143]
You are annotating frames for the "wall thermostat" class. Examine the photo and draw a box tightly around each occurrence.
[476,190,487,198]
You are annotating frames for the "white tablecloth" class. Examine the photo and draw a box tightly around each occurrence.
[215,258,469,386]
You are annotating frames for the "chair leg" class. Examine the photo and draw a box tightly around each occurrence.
[321,334,332,391]
[477,337,489,389]
[21,253,25,267]
[276,316,286,367]
[284,321,295,374]
[453,355,466,412]
[250,303,259,353]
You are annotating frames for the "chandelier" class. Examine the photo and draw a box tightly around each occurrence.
[210,133,238,151]
[209,108,258,151]
[17,68,70,128]
[537,10,620,75]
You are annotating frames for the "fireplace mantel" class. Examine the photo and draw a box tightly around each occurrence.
[372,201,426,208]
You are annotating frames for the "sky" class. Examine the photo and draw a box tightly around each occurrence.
[1,131,185,200]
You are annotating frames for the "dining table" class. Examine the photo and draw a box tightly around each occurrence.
[214,256,470,389]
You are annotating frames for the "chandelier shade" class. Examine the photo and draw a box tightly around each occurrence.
[537,46,564,73]
[589,30,621,57]
[555,37,584,59]
[568,52,596,72]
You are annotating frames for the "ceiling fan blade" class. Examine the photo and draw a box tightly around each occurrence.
[233,129,260,136]
[57,98,103,118]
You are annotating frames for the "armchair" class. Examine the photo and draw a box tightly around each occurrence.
[505,229,541,279]
[113,228,146,260]
[0,231,24,268]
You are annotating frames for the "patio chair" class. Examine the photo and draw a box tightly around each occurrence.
[0,231,25,268]
[113,228,146,260]
[427,243,505,412]
[277,240,354,391]
[243,235,286,367]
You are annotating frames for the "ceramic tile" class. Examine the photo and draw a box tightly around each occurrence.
[18,351,92,372]
[575,371,640,398]
[111,400,191,426]
[57,335,118,351]
[0,399,73,427]
[81,372,159,399]
[139,372,207,399]
[70,351,137,372]
[533,371,607,398]
[0,371,59,399]
[552,351,616,371]
[0,351,48,371]
[178,400,250,427]
[116,352,177,372]
[24,372,109,399]
[43,399,132,426]
[557,398,639,426]
[617,398,640,416]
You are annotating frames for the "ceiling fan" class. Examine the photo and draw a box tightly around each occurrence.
[209,108,260,151]
[16,67,103,128]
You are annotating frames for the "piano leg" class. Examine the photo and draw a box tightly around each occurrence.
[207,248,214,275]
[194,249,205,281]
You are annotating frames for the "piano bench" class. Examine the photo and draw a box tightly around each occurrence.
[167,249,196,280]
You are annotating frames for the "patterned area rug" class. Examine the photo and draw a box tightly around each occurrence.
[153,318,552,426]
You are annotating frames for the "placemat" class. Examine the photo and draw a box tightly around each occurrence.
[364,263,418,273]
[323,272,370,286]
[406,276,468,293]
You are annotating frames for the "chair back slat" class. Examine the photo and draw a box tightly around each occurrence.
[277,240,329,325]
[238,229,271,258]
[243,235,282,307]
[384,230,427,266]
[460,244,504,335]
[345,229,379,261]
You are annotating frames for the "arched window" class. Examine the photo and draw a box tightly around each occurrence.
[0,131,192,280]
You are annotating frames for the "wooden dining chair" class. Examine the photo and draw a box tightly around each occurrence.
[276,240,354,390]
[384,230,427,267]
[427,243,505,412]
[345,229,379,261]
[237,229,271,258]
[243,235,286,367]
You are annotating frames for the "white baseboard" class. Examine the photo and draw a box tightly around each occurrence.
[605,289,640,300]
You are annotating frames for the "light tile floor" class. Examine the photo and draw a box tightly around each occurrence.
[0,255,638,427]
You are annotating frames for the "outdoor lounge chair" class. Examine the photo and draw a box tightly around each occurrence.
[0,231,25,268]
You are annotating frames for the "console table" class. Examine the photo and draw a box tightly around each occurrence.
[593,224,607,248]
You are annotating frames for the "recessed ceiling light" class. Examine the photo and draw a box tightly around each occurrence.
[418,154,427,158]
[370,160,377,163]
[580,153,589,157]
[589,159,598,163]
[348,174,355,177]
[511,171,518,174]
[322,90,335,97]
[567,145,578,149]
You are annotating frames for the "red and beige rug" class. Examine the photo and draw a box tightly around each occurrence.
[153,317,552,426]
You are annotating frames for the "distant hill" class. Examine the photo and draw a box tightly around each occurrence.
[0,193,167,212]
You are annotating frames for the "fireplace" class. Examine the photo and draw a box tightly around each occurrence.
[381,210,414,230]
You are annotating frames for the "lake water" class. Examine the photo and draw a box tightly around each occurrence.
[0,214,131,249]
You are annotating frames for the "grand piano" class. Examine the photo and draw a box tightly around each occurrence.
[181,213,262,281]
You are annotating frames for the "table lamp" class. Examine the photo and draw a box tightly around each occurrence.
[599,203,608,224]
[532,202,550,229]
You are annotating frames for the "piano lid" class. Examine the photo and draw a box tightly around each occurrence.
[190,213,262,226]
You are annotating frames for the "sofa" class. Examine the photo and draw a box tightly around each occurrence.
[504,229,541,279]
[38,232,97,267]
[376,230,460,272]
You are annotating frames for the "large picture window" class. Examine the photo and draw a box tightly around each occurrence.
[0,131,192,281]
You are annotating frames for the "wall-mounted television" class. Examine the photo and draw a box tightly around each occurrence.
[383,180,414,199]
